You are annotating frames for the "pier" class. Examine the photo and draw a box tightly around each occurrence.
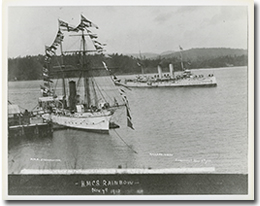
[8,122,53,138]
[8,103,53,139]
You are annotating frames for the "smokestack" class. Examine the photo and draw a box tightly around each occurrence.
[69,81,77,112]
[157,65,162,79]
[169,64,174,79]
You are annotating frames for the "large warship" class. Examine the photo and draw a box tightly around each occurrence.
[113,47,217,88]
[114,65,217,88]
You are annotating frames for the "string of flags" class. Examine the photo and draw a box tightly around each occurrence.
[102,61,108,71]
[126,106,134,130]
[94,39,106,52]
[58,15,99,32]
[98,60,135,130]
[119,88,134,130]
[58,19,77,32]
[49,14,105,56]
[42,29,64,92]
[40,85,52,96]
[80,15,99,29]
[57,15,105,52]
[42,14,106,96]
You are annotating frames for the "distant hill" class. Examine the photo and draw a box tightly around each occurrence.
[160,50,176,56]
[162,48,247,61]
[125,50,175,59]
[125,48,247,61]
[125,52,158,59]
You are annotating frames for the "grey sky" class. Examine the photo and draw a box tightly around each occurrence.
[7,5,248,58]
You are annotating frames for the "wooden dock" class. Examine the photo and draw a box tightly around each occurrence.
[8,103,53,139]
[8,122,53,138]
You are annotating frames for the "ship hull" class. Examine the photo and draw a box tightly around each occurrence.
[115,76,217,88]
[42,112,112,133]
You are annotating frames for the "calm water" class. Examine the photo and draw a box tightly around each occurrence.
[8,67,248,174]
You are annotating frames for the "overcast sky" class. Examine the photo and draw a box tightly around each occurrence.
[7,4,248,58]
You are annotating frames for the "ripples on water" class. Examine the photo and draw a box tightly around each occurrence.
[8,67,248,174]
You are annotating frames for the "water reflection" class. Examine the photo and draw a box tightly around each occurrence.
[8,128,138,174]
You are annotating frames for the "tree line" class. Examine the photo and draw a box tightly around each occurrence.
[8,53,248,81]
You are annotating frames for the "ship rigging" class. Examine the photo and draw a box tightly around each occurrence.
[39,14,134,133]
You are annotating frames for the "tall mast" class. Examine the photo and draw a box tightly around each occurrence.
[139,50,144,75]
[179,47,184,70]
[60,34,67,109]
[82,30,91,108]
[92,80,98,107]
[46,61,51,89]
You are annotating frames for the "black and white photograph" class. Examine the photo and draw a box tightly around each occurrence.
[3,0,254,200]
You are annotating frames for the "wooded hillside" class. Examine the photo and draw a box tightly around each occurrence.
[8,48,248,81]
